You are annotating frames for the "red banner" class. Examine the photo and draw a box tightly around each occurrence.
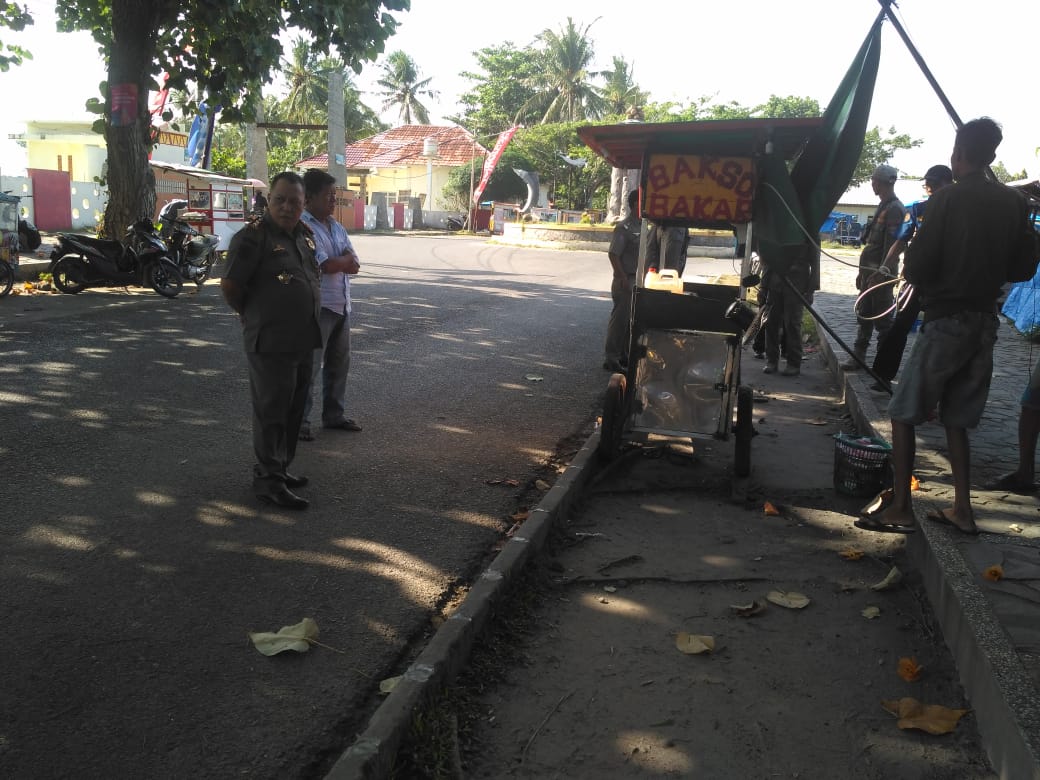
[473,126,518,203]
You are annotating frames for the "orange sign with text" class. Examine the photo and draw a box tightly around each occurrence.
[643,153,756,224]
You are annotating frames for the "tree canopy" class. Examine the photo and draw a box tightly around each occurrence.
[0,2,32,71]
[53,0,407,236]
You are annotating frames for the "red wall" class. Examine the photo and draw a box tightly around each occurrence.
[28,169,72,231]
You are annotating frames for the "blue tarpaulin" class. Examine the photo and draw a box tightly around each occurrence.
[1002,265,1040,338]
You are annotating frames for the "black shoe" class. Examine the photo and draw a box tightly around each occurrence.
[298,428,315,442]
[284,473,309,489]
[256,484,309,510]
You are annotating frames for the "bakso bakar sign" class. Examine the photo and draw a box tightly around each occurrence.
[642,154,755,224]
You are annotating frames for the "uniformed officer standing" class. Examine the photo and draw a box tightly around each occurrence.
[221,171,322,509]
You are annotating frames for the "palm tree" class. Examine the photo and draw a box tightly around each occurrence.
[281,37,334,123]
[522,17,606,124]
[600,56,646,117]
[376,51,437,125]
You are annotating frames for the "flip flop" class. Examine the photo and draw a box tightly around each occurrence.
[982,473,1038,495]
[854,515,916,535]
[925,509,980,536]
[860,488,894,518]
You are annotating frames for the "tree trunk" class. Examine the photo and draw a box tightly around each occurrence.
[103,1,161,239]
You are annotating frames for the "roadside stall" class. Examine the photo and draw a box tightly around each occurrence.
[578,117,824,476]
[151,161,256,251]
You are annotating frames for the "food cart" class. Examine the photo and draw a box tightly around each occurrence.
[578,118,823,476]
[151,162,257,251]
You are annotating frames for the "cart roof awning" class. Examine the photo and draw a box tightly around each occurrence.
[577,117,825,170]
[150,161,253,187]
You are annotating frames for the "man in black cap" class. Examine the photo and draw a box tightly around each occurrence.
[867,164,955,388]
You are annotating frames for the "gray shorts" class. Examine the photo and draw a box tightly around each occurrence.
[888,311,998,428]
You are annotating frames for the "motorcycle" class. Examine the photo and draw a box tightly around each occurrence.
[157,199,221,287]
[49,219,183,298]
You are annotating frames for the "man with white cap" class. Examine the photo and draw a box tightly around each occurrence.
[841,164,905,370]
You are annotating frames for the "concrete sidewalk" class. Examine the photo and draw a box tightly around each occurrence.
[330,250,1040,779]
[814,254,1040,780]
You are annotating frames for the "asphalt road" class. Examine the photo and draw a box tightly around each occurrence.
[0,234,712,778]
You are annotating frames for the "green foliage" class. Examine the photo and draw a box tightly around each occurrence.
[991,161,1028,184]
[599,56,647,117]
[511,122,608,210]
[852,126,921,186]
[442,146,534,209]
[208,145,246,179]
[521,17,607,124]
[455,43,541,136]
[376,50,436,125]
[0,1,32,71]
[57,0,409,123]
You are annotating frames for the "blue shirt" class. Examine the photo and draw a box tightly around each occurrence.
[301,210,356,315]
[896,198,928,243]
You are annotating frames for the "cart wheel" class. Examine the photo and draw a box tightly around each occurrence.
[734,384,753,477]
[597,372,627,462]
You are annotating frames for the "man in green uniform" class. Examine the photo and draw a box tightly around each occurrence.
[221,172,322,510]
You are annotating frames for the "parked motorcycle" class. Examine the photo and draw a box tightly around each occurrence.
[49,219,183,298]
[157,200,220,287]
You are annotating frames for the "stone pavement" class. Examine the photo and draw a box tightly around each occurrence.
[814,248,1040,780]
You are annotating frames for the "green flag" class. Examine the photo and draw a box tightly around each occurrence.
[791,13,884,232]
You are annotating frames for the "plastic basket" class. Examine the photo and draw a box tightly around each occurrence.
[833,433,892,497]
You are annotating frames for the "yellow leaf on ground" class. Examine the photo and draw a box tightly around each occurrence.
[675,632,715,655]
[909,475,920,490]
[862,606,881,620]
[898,656,923,682]
[983,564,1004,582]
[871,566,903,591]
[535,479,551,491]
[839,548,864,561]
[248,617,319,656]
[766,590,810,609]
[379,676,402,695]
[763,501,781,516]
[881,697,969,734]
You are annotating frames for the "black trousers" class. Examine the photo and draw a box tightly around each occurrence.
[246,350,313,481]
[871,287,920,382]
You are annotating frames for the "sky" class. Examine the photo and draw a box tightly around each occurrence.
[1,0,1037,185]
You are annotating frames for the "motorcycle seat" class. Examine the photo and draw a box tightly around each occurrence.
[60,233,124,254]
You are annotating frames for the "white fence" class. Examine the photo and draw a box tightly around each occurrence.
[0,175,107,230]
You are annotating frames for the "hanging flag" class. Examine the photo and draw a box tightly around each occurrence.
[755,11,883,271]
[185,103,209,166]
[149,72,171,120]
[473,126,518,203]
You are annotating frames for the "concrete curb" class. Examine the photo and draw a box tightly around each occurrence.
[817,313,1040,780]
[325,432,603,779]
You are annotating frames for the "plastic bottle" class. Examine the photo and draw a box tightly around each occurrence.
[645,267,684,294]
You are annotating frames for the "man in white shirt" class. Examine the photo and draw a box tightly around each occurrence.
[299,169,362,440]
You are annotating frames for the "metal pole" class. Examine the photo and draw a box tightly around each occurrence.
[877,0,963,129]
[468,136,476,232]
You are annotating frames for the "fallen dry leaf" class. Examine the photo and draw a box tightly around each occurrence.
[523,374,544,382]
[983,564,1004,582]
[910,475,920,491]
[249,617,319,656]
[675,632,715,655]
[1010,524,1024,534]
[504,478,520,487]
[766,590,810,609]
[897,657,923,682]
[379,676,402,695]
[871,566,903,592]
[534,479,551,491]
[730,600,767,618]
[839,548,865,561]
[807,418,828,426]
[603,585,617,593]
[881,697,969,735]
[511,509,529,522]
[763,501,781,516]
[862,606,881,620]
